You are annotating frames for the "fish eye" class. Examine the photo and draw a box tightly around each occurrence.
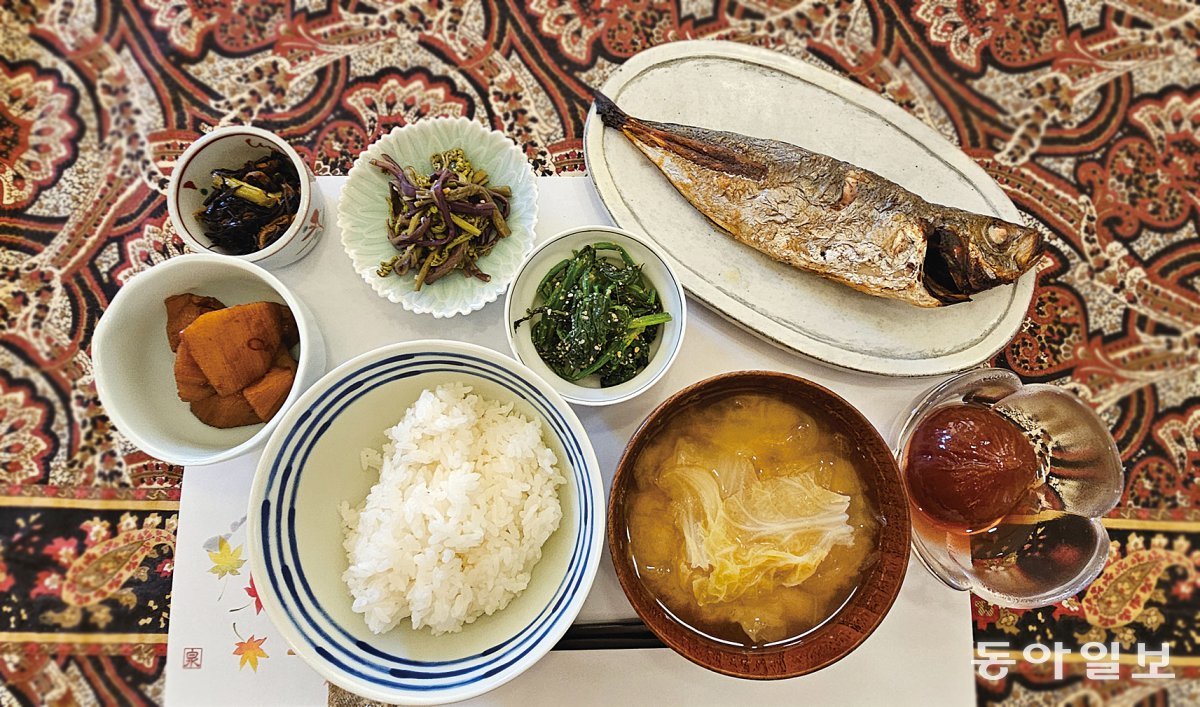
[986,225,1010,246]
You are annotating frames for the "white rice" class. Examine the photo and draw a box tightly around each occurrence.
[341,383,565,635]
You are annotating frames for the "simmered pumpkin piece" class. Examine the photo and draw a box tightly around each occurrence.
[243,366,295,422]
[166,294,300,430]
[272,347,298,372]
[173,340,216,402]
[164,293,225,352]
[190,391,261,428]
[269,301,300,349]
[180,302,282,396]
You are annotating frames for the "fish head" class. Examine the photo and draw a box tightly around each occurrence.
[967,218,1045,284]
[923,215,1044,304]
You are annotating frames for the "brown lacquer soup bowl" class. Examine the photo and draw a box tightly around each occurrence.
[608,371,911,679]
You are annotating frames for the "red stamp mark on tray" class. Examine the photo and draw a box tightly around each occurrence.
[183,647,203,669]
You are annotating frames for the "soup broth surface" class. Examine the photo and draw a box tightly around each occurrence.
[625,392,880,647]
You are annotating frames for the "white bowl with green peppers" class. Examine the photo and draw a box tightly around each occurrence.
[504,226,687,406]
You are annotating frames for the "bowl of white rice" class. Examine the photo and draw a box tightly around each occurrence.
[247,340,603,705]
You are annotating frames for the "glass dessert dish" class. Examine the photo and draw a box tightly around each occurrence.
[893,369,1123,608]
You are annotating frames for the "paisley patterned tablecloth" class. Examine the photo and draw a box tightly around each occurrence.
[1,1,1197,705]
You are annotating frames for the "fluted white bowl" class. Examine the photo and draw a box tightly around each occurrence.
[339,119,538,317]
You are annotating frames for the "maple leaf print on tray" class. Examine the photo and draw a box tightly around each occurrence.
[245,575,263,615]
[233,628,269,672]
[208,537,246,579]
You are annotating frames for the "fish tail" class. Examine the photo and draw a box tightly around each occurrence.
[593,91,629,130]
[593,92,767,181]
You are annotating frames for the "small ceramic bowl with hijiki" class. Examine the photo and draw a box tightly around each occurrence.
[168,125,324,269]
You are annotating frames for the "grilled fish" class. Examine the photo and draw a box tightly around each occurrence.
[593,92,1044,307]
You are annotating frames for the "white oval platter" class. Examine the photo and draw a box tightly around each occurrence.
[583,40,1037,377]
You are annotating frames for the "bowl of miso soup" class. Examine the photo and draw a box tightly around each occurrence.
[609,371,911,679]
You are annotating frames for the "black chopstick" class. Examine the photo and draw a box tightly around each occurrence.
[553,619,665,650]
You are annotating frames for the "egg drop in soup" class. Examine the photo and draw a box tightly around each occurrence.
[624,392,881,647]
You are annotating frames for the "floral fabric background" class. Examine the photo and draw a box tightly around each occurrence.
[1,0,1198,704]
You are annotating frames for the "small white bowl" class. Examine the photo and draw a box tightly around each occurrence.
[504,226,686,406]
[168,126,324,269]
[339,118,538,317]
[248,340,604,705]
[93,254,326,466]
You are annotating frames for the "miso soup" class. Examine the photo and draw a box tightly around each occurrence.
[624,392,881,647]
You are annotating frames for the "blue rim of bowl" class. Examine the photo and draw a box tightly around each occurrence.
[255,347,597,693]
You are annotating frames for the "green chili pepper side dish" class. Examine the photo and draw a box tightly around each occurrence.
[514,243,672,387]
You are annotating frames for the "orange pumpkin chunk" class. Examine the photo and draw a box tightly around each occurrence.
[174,340,216,402]
[164,293,225,352]
[243,366,296,422]
[273,347,298,372]
[270,302,300,349]
[180,302,282,396]
[190,392,260,428]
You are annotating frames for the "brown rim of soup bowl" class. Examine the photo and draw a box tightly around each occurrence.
[607,370,911,679]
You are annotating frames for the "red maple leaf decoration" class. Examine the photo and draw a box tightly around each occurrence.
[245,575,263,615]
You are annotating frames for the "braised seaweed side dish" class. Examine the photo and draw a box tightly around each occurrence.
[624,393,880,646]
[195,151,301,254]
[372,148,513,290]
[514,243,672,387]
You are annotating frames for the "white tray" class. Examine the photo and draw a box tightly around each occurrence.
[165,176,974,706]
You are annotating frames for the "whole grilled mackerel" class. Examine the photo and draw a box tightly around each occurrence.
[593,92,1044,307]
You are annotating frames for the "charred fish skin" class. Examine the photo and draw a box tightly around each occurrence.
[593,92,1043,307]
